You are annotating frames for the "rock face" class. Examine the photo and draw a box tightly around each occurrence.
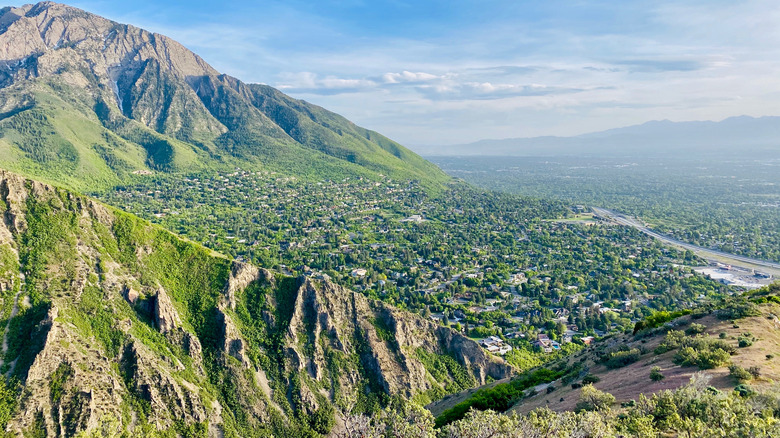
[153,286,181,334]
[0,2,217,82]
[0,2,447,189]
[0,170,510,437]
[285,278,510,398]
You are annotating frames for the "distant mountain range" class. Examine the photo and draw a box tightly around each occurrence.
[417,116,780,158]
[0,2,447,191]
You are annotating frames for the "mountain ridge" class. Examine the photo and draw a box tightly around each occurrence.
[418,115,780,157]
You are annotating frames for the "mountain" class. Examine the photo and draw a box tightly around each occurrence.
[0,169,509,436]
[0,2,447,191]
[418,116,780,158]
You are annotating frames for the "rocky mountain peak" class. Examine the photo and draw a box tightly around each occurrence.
[0,1,218,85]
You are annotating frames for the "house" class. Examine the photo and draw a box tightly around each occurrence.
[479,336,513,355]
[480,336,503,347]
[351,268,367,277]
[498,345,513,355]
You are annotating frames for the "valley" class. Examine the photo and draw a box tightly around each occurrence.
[94,170,734,373]
[432,155,780,263]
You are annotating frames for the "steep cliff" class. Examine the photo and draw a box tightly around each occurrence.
[0,170,509,437]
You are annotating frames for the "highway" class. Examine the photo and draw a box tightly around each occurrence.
[592,207,780,274]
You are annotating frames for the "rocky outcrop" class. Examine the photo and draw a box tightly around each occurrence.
[11,308,124,436]
[153,286,180,334]
[0,170,30,235]
[120,342,209,428]
[223,262,271,310]
[284,278,512,400]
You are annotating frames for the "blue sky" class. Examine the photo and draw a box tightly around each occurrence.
[50,0,780,145]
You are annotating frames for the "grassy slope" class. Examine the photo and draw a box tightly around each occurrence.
[247,83,448,187]
[511,304,780,414]
[426,299,780,421]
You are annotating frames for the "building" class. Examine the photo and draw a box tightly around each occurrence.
[479,336,513,356]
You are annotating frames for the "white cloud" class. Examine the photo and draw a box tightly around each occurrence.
[276,72,377,93]
[381,71,442,84]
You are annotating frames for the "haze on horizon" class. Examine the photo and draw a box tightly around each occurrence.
[46,0,780,146]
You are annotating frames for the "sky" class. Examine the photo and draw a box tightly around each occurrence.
[44,0,780,146]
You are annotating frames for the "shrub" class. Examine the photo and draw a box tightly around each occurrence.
[718,302,760,320]
[729,364,752,382]
[655,330,687,354]
[633,309,692,334]
[658,331,734,369]
[434,367,563,427]
[575,385,615,412]
[686,323,706,335]
[734,384,754,397]
[675,346,731,369]
[737,333,755,348]
[582,374,600,384]
[604,348,641,369]
[650,366,665,381]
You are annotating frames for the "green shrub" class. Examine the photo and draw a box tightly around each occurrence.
[718,302,760,320]
[575,384,615,412]
[674,346,731,369]
[582,374,600,384]
[737,333,755,348]
[603,348,641,369]
[633,309,692,334]
[734,384,754,397]
[729,364,752,382]
[657,331,734,369]
[686,323,706,335]
[435,368,563,427]
[650,366,665,381]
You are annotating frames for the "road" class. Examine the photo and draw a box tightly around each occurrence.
[592,207,780,275]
